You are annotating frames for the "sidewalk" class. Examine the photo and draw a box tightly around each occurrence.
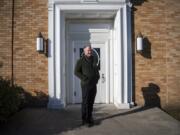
[0,104,179,135]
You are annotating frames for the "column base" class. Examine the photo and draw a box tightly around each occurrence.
[47,98,65,109]
[114,102,132,109]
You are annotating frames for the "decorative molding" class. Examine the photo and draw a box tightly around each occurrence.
[48,0,54,5]
[47,1,133,109]
[81,0,98,3]
[114,102,130,109]
[48,98,65,109]
[48,4,53,11]
[49,0,127,4]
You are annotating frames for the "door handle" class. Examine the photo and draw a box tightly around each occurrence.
[102,74,105,83]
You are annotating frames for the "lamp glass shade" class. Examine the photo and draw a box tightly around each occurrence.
[137,37,143,51]
[36,37,44,52]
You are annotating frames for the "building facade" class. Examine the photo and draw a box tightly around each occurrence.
[0,0,180,111]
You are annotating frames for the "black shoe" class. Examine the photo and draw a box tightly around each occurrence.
[89,118,94,124]
[87,121,94,127]
[87,119,94,127]
[82,120,87,125]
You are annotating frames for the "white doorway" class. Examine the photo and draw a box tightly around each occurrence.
[72,41,109,103]
[48,2,133,109]
[67,21,112,104]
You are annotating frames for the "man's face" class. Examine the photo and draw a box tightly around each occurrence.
[84,46,92,57]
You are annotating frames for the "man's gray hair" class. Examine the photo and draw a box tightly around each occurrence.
[83,44,92,49]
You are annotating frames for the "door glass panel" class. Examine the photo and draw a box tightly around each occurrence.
[80,48,84,58]
[93,48,100,70]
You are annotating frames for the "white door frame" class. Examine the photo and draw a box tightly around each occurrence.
[47,0,133,109]
[68,40,110,104]
[66,21,112,104]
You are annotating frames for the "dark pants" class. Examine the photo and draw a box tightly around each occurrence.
[81,85,97,122]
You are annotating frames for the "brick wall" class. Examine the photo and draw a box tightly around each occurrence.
[0,0,12,79]
[0,0,179,109]
[134,0,180,109]
[165,0,180,110]
[0,0,48,95]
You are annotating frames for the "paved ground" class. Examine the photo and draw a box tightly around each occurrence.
[0,104,179,135]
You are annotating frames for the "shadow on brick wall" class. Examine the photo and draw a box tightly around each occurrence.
[142,83,161,108]
[0,76,48,122]
[0,76,48,108]
[131,0,149,106]
[131,0,148,7]
[140,37,152,59]
[23,90,48,107]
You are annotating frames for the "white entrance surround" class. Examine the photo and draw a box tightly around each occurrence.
[66,21,112,104]
[48,0,134,109]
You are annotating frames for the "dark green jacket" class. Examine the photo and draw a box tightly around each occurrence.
[74,55,100,87]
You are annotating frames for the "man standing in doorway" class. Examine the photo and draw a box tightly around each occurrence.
[74,44,100,127]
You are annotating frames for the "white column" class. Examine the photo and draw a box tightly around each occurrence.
[127,3,134,106]
[121,3,133,107]
[123,4,128,104]
[114,3,133,109]
[48,3,65,109]
[60,10,66,107]
[113,9,123,107]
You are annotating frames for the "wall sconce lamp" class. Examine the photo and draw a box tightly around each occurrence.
[36,32,48,57]
[136,32,143,53]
